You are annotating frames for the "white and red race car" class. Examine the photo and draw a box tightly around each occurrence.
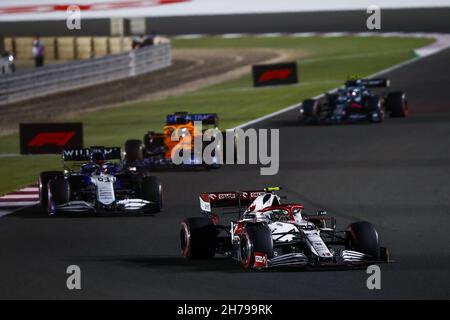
[180,187,389,270]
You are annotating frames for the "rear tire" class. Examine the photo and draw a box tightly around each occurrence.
[240,224,273,270]
[386,92,408,117]
[326,93,339,106]
[346,221,380,259]
[180,217,217,259]
[124,139,144,165]
[47,178,70,215]
[302,99,320,120]
[39,171,64,211]
[141,176,162,211]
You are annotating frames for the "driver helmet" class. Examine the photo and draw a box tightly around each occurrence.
[90,151,106,166]
[347,87,360,97]
[247,193,281,214]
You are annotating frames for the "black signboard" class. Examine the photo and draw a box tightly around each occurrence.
[252,62,298,87]
[20,123,83,154]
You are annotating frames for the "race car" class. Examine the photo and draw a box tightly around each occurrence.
[298,78,408,124]
[180,187,389,270]
[124,112,222,170]
[38,146,162,215]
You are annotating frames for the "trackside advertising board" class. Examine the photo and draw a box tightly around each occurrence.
[20,123,83,154]
[252,62,298,87]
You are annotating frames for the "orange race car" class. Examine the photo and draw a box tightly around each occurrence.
[124,112,223,170]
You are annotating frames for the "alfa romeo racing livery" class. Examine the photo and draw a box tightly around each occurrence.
[180,187,389,270]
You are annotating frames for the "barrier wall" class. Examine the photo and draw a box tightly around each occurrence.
[0,43,172,105]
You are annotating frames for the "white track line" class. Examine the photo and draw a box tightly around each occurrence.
[174,34,205,39]
[0,201,38,207]
[0,153,21,158]
[0,210,12,218]
[221,33,246,38]
[0,194,39,199]
[15,187,39,192]
[322,32,351,37]
[259,33,284,37]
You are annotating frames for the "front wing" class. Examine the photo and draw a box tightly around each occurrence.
[250,249,389,269]
[50,199,160,215]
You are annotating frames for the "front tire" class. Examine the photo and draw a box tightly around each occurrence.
[47,178,70,215]
[346,221,380,259]
[180,217,217,259]
[367,96,384,123]
[141,176,162,212]
[301,99,321,122]
[39,171,64,212]
[240,224,273,270]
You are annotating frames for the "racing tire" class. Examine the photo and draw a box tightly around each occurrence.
[39,171,64,212]
[367,96,384,123]
[386,92,408,118]
[302,99,320,117]
[124,139,144,165]
[326,93,339,106]
[300,99,321,123]
[47,178,70,215]
[240,224,274,270]
[346,221,380,260]
[180,217,217,259]
[141,176,162,211]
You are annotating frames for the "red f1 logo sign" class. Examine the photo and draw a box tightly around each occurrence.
[27,132,76,147]
[258,69,293,82]
[253,62,298,87]
[20,123,83,154]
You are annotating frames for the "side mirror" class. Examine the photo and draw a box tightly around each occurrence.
[317,210,327,216]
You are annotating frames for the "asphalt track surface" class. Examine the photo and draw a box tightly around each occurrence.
[0,46,450,299]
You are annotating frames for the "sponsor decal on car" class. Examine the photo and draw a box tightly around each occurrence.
[253,252,268,268]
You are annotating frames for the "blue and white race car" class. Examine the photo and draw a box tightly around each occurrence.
[38,147,162,215]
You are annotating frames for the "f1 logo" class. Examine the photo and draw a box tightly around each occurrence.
[20,123,83,154]
[259,69,292,82]
[28,131,76,147]
[253,62,298,87]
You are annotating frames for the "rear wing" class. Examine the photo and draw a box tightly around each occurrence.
[166,112,219,126]
[62,147,122,162]
[199,190,266,212]
[345,78,390,88]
